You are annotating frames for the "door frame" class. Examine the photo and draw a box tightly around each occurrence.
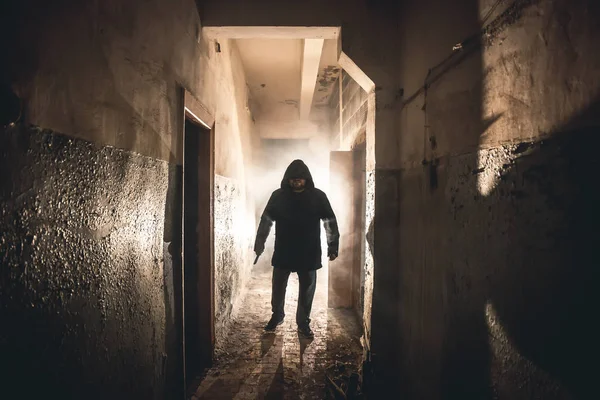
[181,89,215,392]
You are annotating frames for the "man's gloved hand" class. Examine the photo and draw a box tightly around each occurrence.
[328,250,338,261]
[254,244,264,257]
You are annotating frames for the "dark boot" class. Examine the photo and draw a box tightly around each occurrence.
[296,270,317,339]
[298,324,314,339]
[264,314,284,331]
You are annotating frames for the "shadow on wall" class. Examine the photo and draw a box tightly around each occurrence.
[365,0,598,398]
[438,1,599,397]
[482,96,600,398]
[437,96,599,399]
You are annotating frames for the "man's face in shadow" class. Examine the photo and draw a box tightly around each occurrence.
[289,178,306,192]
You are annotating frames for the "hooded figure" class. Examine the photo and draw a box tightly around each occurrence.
[254,159,339,338]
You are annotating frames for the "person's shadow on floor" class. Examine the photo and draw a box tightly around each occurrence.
[261,331,277,357]
[298,333,314,370]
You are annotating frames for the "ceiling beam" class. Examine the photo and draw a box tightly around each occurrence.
[338,51,376,93]
[203,26,340,40]
[299,38,324,119]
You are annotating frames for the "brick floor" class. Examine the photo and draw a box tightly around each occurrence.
[190,262,363,400]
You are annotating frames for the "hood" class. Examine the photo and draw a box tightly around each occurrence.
[280,159,315,189]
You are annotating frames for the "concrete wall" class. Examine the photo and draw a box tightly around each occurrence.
[393,0,599,398]
[6,0,193,163]
[0,126,175,399]
[1,0,256,397]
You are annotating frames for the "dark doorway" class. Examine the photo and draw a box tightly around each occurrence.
[183,117,214,388]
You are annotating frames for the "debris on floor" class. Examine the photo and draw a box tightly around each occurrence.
[190,263,363,399]
[325,362,364,400]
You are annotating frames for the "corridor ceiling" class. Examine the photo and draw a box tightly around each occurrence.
[204,27,342,139]
[236,37,340,121]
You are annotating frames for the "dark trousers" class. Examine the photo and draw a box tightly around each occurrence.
[271,268,317,326]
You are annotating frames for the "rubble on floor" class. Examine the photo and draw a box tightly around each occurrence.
[190,263,363,399]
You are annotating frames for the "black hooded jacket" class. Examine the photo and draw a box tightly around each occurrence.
[254,160,340,271]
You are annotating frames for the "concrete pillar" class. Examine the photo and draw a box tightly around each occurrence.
[328,150,354,308]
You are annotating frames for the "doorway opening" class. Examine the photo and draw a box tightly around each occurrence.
[183,116,214,389]
[189,25,377,398]
[327,137,366,322]
[201,24,376,340]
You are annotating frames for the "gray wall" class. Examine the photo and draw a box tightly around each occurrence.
[1,0,257,397]
[394,0,599,398]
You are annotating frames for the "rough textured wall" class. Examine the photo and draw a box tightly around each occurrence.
[0,126,180,399]
[393,0,600,398]
[2,0,256,396]
[449,137,596,399]
[213,175,253,348]
[397,128,598,399]
[479,0,600,150]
